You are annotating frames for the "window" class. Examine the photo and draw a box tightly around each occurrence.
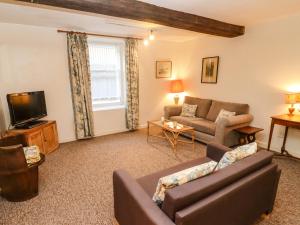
[88,38,126,110]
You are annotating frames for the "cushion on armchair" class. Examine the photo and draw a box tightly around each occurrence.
[23,145,41,165]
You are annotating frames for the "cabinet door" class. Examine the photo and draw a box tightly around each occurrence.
[43,123,59,154]
[27,130,45,154]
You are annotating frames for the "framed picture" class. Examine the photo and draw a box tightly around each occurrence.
[156,61,172,79]
[201,56,219,84]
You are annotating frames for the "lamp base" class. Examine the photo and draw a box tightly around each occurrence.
[288,107,295,115]
[174,95,179,105]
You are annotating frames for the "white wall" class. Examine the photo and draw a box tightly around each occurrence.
[0,23,76,142]
[1,12,299,157]
[0,22,177,142]
[176,13,300,157]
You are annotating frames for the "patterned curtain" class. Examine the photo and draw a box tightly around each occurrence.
[125,38,139,130]
[67,33,94,139]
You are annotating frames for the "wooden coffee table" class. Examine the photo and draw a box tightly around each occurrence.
[147,120,195,153]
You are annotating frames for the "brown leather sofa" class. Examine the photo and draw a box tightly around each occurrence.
[164,96,253,147]
[113,143,281,225]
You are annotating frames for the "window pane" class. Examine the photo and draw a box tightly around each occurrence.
[88,40,125,109]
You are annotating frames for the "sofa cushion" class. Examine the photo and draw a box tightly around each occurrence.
[184,96,212,118]
[180,103,198,117]
[216,142,258,170]
[171,116,216,135]
[152,160,217,206]
[206,100,249,121]
[137,157,212,198]
[215,109,236,123]
[161,150,273,221]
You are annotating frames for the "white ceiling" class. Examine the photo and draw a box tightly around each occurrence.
[0,1,202,42]
[142,0,300,25]
[0,0,300,42]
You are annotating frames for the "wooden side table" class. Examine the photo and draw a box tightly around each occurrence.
[268,114,300,160]
[235,126,264,145]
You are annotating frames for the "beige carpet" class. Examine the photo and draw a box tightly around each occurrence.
[0,129,299,225]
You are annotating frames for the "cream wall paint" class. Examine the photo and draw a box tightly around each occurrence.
[0,22,177,142]
[0,23,76,142]
[176,13,300,157]
[1,12,299,157]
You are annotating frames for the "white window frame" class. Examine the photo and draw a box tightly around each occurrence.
[88,37,126,111]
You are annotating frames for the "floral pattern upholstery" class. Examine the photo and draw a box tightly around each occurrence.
[216,142,258,170]
[23,145,41,165]
[67,33,94,139]
[215,109,236,123]
[180,103,198,117]
[152,160,217,205]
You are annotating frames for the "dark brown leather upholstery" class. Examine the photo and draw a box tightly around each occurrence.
[162,150,274,220]
[113,170,175,225]
[113,143,281,225]
[0,135,44,202]
[175,164,281,225]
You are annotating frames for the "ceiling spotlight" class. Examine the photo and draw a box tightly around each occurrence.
[149,30,155,41]
[143,39,149,46]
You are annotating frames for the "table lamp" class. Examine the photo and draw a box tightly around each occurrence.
[285,93,300,115]
[170,80,184,105]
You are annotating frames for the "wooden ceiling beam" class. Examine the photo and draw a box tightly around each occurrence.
[15,0,245,37]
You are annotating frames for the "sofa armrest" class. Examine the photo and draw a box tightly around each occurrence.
[215,114,253,146]
[0,134,27,147]
[164,105,182,119]
[206,142,231,162]
[113,170,175,225]
[219,114,253,127]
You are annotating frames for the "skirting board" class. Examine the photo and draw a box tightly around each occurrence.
[256,140,281,154]
[60,125,148,144]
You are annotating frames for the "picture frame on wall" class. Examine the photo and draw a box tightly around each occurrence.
[156,61,172,79]
[201,56,219,84]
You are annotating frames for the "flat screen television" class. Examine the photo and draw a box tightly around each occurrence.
[7,91,47,128]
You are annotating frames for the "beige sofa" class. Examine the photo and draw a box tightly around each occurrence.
[164,96,253,146]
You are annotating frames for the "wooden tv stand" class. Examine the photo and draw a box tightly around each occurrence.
[9,120,59,154]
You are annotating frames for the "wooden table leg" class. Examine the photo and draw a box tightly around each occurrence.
[173,132,179,153]
[192,130,195,151]
[267,119,275,151]
[147,122,150,142]
[281,126,289,154]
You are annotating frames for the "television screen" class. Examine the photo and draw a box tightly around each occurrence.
[7,91,47,126]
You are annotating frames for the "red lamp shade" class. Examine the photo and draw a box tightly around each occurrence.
[170,80,184,93]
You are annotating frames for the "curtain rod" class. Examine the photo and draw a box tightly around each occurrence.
[57,29,143,40]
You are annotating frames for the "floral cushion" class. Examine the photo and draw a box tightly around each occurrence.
[180,103,198,117]
[152,160,217,206]
[215,142,257,171]
[215,109,236,123]
[23,145,41,165]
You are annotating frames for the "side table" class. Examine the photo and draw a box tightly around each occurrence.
[267,114,300,160]
[235,126,264,145]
